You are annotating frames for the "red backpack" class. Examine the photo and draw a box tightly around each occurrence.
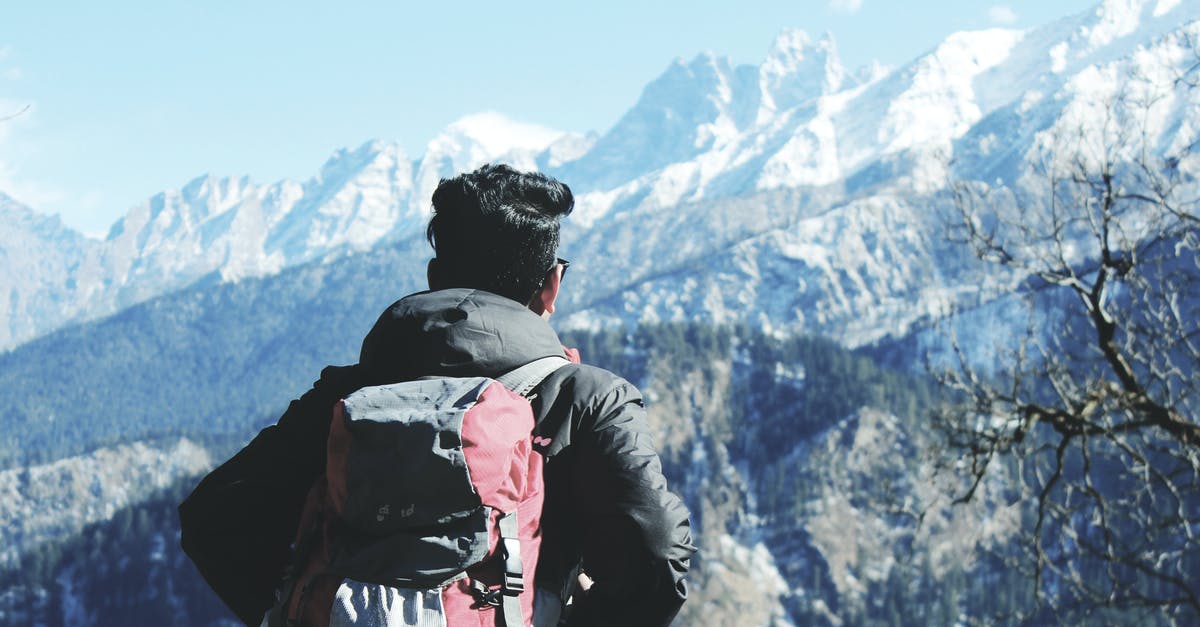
[267,356,568,627]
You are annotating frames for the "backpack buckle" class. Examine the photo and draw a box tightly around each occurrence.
[470,580,504,607]
[502,537,524,595]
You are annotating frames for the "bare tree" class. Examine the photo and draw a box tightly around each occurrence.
[0,104,29,122]
[935,32,1200,624]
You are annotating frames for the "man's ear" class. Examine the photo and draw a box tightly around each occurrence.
[427,258,442,290]
[529,265,562,318]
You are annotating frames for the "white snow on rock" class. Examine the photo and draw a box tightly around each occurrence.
[0,439,212,570]
[2,1,1199,356]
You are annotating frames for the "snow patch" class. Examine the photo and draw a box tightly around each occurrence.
[1154,0,1182,17]
[1049,41,1070,72]
[879,29,1025,154]
[0,439,211,570]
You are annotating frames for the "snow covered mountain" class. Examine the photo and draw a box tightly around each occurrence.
[0,194,102,350]
[0,116,574,351]
[2,0,1198,355]
[559,0,1200,226]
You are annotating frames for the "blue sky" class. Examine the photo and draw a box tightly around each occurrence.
[2,0,1099,235]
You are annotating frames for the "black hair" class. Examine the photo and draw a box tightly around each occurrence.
[426,163,574,303]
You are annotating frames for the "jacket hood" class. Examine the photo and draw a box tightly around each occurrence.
[358,288,566,383]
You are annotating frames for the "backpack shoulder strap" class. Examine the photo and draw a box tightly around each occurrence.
[495,355,571,398]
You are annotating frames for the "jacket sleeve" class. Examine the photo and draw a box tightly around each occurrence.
[566,377,696,627]
[178,364,362,626]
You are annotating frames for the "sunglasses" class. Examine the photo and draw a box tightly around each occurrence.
[555,257,570,280]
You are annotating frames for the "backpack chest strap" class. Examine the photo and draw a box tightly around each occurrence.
[468,511,525,627]
[499,511,525,627]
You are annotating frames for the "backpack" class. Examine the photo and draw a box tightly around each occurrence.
[267,356,569,627]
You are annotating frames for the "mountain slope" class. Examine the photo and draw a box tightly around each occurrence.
[0,236,429,469]
[3,1,1198,355]
[0,194,102,350]
[0,117,569,352]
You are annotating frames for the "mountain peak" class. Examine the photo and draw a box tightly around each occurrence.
[766,28,815,57]
[0,191,83,241]
[307,140,407,192]
[178,172,253,203]
[644,52,734,104]
[1038,0,1200,76]
[760,28,846,112]
[1085,0,1181,46]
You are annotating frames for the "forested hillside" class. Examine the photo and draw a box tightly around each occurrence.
[5,313,1191,624]
[1,323,942,625]
[0,237,428,470]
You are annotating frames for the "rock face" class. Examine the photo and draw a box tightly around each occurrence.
[0,193,102,350]
[0,322,1013,625]
[0,122,567,352]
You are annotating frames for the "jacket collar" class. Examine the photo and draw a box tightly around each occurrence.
[358,288,565,384]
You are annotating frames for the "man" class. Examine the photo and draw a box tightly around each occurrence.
[179,164,695,626]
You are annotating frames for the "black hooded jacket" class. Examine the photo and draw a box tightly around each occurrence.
[179,289,695,626]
